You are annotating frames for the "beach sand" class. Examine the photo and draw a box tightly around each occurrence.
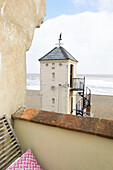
[26,90,40,109]
[91,94,113,120]
[26,90,113,120]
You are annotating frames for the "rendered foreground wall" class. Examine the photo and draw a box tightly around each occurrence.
[0,0,46,117]
[13,119,113,170]
[12,109,113,170]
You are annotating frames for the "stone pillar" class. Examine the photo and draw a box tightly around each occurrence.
[0,0,46,118]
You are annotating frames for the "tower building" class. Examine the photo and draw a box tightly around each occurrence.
[39,35,91,116]
[39,46,78,114]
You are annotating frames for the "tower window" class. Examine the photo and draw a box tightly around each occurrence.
[51,86,55,90]
[52,73,55,80]
[46,63,48,66]
[70,64,73,88]
[52,63,55,69]
[52,98,55,104]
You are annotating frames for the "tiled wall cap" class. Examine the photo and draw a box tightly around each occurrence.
[12,108,113,139]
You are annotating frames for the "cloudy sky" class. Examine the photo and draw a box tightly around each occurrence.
[26,0,113,74]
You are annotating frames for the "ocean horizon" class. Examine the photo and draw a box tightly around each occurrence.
[27,73,113,96]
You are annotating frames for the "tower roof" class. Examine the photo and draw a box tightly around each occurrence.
[39,46,78,62]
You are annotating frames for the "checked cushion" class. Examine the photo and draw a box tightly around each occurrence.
[7,149,43,170]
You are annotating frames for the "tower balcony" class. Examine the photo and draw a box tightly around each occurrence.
[70,77,85,91]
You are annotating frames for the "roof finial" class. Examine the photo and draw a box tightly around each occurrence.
[56,33,63,47]
[58,33,62,47]
[59,33,62,46]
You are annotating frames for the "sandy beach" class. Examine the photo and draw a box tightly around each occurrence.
[26,90,113,120]
[26,90,40,109]
[91,94,113,120]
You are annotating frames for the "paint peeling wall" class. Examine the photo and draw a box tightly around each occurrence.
[0,0,46,118]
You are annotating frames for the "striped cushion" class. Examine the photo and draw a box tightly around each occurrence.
[7,149,43,170]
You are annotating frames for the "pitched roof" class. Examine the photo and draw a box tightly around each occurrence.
[39,46,78,62]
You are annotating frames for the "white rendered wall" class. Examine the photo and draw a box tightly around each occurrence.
[40,59,77,114]
[14,119,113,170]
[0,0,46,118]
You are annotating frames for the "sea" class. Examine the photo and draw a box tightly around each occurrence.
[27,74,113,96]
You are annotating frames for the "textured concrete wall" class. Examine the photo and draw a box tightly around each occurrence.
[0,0,46,117]
[40,59,77,114]
[14,119,113,170]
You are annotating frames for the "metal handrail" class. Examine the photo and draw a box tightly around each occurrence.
[75,78,91,116]
[72,77,85,90]
[76,98,84,116]
[85,86,91,107]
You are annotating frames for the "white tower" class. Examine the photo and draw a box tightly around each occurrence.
[39,44,78,115]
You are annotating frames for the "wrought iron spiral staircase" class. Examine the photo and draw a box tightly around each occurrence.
[70,77,91,116]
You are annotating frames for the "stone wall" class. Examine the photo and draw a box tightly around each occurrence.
[0,0,46,118]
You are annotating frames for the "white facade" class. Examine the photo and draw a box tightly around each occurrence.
[40,59,77,114]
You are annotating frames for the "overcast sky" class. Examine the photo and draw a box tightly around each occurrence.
[26,0,113,74]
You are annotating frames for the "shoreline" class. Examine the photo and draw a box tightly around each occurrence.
[26,88,113,97]
[26,90,113,120]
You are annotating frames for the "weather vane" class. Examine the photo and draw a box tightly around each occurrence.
[56,33,63,47]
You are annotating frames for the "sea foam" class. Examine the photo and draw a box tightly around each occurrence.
[27,74,113,96]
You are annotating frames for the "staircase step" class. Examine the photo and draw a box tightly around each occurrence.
[78,92,84,97]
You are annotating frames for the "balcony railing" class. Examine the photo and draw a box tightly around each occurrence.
[76,98,84,116]
[70,77,85,91]
[85,86,91,107]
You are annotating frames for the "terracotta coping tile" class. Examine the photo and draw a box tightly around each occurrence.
[12,107,113,139]
[12,108,38,121]
[31,110,64,127]
[59,115,99,134]
[96,119,113,138]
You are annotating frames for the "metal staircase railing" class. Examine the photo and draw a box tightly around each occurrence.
[76,98,84,116]
[74,78,91,116]
[71,77,85,91]
[85,87,91,108]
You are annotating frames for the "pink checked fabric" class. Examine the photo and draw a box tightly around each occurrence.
[7,149,43,170]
